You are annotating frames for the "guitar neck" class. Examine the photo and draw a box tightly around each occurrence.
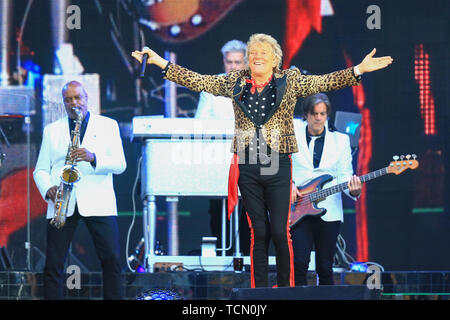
[310,167,389,201]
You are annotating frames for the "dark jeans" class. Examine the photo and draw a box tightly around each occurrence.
[291,215,341,286]
[44,206,122,299]
[238,155,294,288]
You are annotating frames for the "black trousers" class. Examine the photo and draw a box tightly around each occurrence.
[44,205,122,300]
[237,154,294,288]
[291,215,341,286]
[208,200,250,256]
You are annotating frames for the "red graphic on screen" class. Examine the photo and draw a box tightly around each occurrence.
[414,44,436,136]
[0,168,47,246]
[343,51,370,262]
[282,0,322,69]
[140,0,244,43]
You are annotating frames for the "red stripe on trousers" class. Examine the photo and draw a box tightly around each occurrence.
[287,155,295,287]
[246,212,255,288]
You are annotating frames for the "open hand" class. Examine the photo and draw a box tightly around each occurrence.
[358,48,393,74]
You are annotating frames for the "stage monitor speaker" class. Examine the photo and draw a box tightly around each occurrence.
[229,285,382,300]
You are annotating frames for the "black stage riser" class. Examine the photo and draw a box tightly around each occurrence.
[229,285,382,300]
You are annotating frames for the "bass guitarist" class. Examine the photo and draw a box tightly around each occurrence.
[290,93,362,286]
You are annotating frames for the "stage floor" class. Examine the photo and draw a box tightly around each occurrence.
[1,270,450,300]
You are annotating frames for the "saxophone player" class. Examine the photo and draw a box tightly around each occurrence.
[33,81,127,300]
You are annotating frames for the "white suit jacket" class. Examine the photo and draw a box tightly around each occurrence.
[33,113,127,219]
[292,120,356,222]
[195,73,235,120]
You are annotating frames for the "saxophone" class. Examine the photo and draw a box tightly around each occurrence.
[51,108,83,228]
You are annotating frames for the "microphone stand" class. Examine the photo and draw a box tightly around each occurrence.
[0,124,9,168]
[0,144,5,168]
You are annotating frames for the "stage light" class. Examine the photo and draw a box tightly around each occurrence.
[136,266,145,273]
[138,18,159,31]
[191,14,202,26]
[350,262,368,272]
[414,44,436,135]
[137,289,183,300]
[169,25,181,37]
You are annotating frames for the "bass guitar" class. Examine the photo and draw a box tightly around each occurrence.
[289,155,419,228]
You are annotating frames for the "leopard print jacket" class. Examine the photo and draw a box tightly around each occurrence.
[163,63,360,153]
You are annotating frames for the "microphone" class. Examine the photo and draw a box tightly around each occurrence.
[139,46,150,78]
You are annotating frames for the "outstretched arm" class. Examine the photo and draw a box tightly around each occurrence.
[131,46,231,97]
[355,48,393,75]
[293,48,393,97]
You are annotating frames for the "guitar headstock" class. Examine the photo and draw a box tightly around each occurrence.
[387,154,419,175]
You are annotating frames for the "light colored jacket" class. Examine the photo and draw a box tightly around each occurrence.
[33,113,126,218]
[195,73,235,120]
[292,120,356,222]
